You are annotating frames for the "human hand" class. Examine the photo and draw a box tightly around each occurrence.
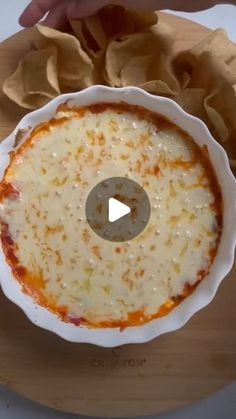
[19,0,225,29]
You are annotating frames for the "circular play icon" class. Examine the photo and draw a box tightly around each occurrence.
[85,177,151,242]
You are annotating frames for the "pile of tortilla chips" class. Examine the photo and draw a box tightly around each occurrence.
[3,5,236,165]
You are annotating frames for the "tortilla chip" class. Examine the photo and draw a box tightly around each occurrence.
[177,52,236,150]
[175,29,236,70]
[139,80,177,96]
[83,15,108,50]
[228,56,236,73]
[70,19,102,57]
[92,55,108,85]
[204,82,236,145]
[70,20,107,83]
[150,20,175,55]
[182,72,191,89]
[120,55,153,86]
[175,88,207,120]
[3,47,60,110]
[219,131,236,165]
[191,29,236,64]
[97,6,158,39]
[70,5,158,57]
[70,18,107,83]
[35,24,94,90]
[204,92,229,143]
[174,29,236,88]
[120,53,179,96]
[144,57,179,96]
[189,52,236,90]
[106,33,162,86]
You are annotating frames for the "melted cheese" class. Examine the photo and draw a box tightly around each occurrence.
[0,103,222,328]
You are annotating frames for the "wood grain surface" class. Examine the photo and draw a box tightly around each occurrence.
[0,12,235,418]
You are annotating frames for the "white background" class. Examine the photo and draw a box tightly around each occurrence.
[0,1,236,418]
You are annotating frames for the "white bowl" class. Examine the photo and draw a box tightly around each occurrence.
[0,86,236,347]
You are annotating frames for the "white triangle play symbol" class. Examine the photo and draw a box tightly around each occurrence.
[108,197,131,223]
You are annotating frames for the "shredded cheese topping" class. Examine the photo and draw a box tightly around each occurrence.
[0,103,222,328]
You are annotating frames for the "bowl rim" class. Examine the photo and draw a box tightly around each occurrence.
[0,85,236,347]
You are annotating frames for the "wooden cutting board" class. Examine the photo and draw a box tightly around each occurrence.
[0,12,235,418]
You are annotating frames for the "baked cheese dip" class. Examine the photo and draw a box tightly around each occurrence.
[0,103,222,328]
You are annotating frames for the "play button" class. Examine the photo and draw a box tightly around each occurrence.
[109,198,131,223]
[85,177,151,242]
